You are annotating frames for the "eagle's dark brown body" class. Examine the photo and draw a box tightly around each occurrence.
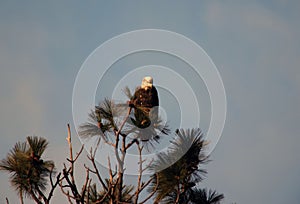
[132,86,159,108]
[131,86,159,129]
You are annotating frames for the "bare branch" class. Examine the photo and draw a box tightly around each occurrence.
[86,147,108,192]
[133,143,143,204]
[115,107,131,138]
[86,179,92,204]
[125,139,138,150]
[73,145,84,163]
[66,124,73,160]
[61,168,81,203]
[114,107,132,202]
[47,173,61,202]
[84,164,96,174]
[108,156,114,181]
[80,168,90,203]
[64,124,85,204]
[47,171,62,202]
[59,178,76,202]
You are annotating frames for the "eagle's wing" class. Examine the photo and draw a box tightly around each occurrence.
[151,86,159,107]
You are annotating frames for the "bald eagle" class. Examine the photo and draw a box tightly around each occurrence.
[130,76,159,129]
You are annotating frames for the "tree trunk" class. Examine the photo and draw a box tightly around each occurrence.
[19,191,24,204]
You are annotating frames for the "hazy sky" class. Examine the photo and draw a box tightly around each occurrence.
[1,1,300,204]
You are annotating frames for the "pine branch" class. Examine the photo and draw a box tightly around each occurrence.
[139,173,159,204]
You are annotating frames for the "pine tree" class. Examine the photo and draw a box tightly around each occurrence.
[0,136,54,204]
[1,86,225,204]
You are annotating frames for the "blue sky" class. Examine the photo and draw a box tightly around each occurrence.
[1,1,300,203]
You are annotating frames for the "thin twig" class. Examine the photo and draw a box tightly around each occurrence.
[47,169,62,202]
[73,145,84,163]
[66,124,75,184]
[134,143,143,204]
[65,191,74,204]
[62,168,81,203]
[86,147,107,192]
[115,107,132,138]
[86,179,92,204]
[59,180,76,201]
[80,168,90,203]
[125,139,137,150]
[115,107,132,202]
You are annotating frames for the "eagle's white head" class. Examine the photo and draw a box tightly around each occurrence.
[141,76,153,89]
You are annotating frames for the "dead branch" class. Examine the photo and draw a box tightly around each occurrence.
[61,124,84,204]
[47,168,62,202]
[86,147,107,192]
[125,138,138,150]
[62,167,81,203]
[86,179,91,204]
[80,168,90,203]
[133,143,143,204]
